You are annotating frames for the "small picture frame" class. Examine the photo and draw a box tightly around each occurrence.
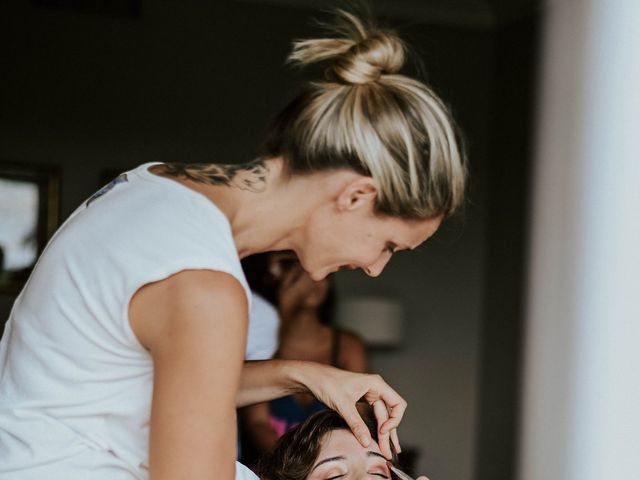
[0,162,61,293]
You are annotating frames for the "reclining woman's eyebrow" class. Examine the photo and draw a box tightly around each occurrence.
[312,455,346,471]
[367,451,387,460]
[312,451,388,471]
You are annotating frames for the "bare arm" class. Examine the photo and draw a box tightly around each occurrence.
[237,359,304,408]
[130,269,248,480]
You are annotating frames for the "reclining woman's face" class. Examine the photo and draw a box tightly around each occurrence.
[307,429,391,480]
[257,410,395,480]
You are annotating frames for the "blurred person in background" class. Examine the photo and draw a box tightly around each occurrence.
[240,253,367,465]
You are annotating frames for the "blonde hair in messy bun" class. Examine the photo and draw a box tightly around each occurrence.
[262,9,467,219]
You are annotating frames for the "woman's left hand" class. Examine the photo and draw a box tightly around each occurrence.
[295,362,406,459]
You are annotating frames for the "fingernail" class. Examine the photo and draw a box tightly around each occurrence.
[360,435,371,446]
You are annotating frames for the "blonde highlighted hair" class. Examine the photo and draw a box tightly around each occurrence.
[262,10,467,219]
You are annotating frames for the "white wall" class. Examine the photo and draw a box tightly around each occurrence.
[520,1,640,479]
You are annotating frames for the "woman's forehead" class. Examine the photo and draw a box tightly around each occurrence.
[320,429,383,456]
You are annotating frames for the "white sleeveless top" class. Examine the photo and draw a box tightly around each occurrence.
[0,163,259,480]
[245,292,279,362]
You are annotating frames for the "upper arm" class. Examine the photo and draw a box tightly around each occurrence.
[340,331,368,373]
[129,269,248,480]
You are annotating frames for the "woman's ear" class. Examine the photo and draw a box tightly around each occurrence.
[336,176,378,212]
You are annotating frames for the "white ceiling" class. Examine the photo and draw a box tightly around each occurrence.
[235,0,542,28]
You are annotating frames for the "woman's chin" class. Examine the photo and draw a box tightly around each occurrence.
[308,270,328,281]
[308,265,337,281]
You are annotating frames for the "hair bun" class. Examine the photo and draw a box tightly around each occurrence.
[330,32,405,85]
[288,10,406,86]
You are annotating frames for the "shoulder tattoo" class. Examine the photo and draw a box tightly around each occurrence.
[162,159,268,193]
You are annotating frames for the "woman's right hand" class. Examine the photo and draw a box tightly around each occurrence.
[238,360,406,459]
[294,362,406,459]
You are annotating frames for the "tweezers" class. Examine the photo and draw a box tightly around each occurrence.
[389,465,416,480]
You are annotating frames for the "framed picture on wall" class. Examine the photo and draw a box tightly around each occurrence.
[0,162,61,293]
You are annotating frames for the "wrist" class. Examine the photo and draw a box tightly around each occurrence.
[282,359,313,395]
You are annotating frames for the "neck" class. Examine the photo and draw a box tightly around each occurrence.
[153,157,335,258]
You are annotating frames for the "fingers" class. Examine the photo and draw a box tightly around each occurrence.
[363,375,407,435]
[379,395,406,434]
[372,399,392,459]
[390,427,401,454]
[416,476,430,480]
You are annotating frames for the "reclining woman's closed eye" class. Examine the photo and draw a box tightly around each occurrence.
[308,432,390,480]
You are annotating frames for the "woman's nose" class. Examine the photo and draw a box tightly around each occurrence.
[364,252,392,277]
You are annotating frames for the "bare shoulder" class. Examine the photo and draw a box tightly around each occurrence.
[340,329,366,349]
[129,269,248,352]
[339,329,368,373]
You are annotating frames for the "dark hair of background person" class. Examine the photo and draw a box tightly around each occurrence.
[241,253,280,306]
[241,253,336,326]
[257,409,395,480]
